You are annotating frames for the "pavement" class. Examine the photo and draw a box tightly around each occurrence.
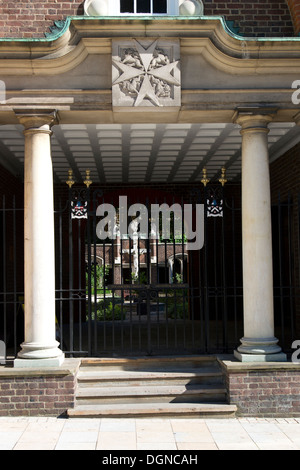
[1,416,300,450]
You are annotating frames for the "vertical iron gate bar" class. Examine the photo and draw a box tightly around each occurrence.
[120,213,123,354]
[277,193,285,346]
[194,189,204,352]
[155,198,161,350]
[111,195,115,352]
[68,191,74,356]
[231,196,238,346]
[222,198,228,352]
[87,198,92,357]
[164,195,169,350]
[298,194,300,339]
[182,196,186,350]
[298,194,300,289]
[2,196,6,356]
[152,196,159,351]
[138,284,142,352]
[188,192,195,350]
[213,217,218,349]
[146,197,151,355]
[58,199,64,355]
[204,188,209,353]
[93,191,98,355]
[198,215,204,353]
[172,195,177,350]
[146,287,151,355]
[78,218,82,353]
[287,193,295,341]
[103,195,107,353]
[12,196,17,358]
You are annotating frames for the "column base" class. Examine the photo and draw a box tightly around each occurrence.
[234,350,287,363]
[234,336,287,362]
[14,353,65,369]
[14,341,65,368]
[237,336,283,354]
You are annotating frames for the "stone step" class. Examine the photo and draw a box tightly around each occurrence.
[76,384,227,405]
[68,402,237,419]
[77,369,224,387]
[68,356,234,418]
[79,356,219,371]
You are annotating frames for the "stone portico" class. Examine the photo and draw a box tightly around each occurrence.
[0,13,299,416]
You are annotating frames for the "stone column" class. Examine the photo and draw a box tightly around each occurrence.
[234,110,286,362]
[14,111,64,368]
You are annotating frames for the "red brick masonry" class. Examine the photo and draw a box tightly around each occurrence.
[221,360,300,417]
[0,359,79,417]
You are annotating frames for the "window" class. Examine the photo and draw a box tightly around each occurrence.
[120,0,167,14]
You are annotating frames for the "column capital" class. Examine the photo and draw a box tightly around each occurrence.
[15,109,58,131]
[233,107,277,133]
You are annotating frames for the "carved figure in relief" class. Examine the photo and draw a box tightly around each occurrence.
[122,49,144,69]
[149,49,170,69]
[150,76,171,98]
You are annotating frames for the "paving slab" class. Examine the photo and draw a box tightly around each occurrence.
[0,416,299,450]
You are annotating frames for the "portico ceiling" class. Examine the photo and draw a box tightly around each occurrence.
[0,121,299,185]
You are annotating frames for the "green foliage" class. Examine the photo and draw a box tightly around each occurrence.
[87,300,124,322]
[166,302,187,319]
[86,264,109,292]
[131,271,148,285]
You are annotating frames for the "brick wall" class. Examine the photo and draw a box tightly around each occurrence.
[204,0,294,37]
[0,0,84,39]
[223,363,300,417]
[0,364,78,417]
[0,0,295,38]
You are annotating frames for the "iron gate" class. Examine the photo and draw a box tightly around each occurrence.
[0,190,299,360]
[54,180,246,357]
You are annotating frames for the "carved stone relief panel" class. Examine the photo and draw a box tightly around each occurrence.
[112,38,181,108]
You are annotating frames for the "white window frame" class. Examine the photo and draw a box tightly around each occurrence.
[109,0,179,16]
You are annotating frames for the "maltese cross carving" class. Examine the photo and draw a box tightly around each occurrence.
[112,39,181,108]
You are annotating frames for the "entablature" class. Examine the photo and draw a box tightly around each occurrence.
[0,17,300,124]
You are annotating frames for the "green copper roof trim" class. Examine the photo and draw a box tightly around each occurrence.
[0,15,299,43]
[44,20,69,40]
[224,20,242,37]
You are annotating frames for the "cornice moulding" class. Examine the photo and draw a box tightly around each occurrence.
[0,30,300,77]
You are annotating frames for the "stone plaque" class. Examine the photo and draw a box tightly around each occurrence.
[112,38,181,108]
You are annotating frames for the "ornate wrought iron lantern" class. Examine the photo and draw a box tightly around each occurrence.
[201,167,227,217]
[66,169,93,220]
